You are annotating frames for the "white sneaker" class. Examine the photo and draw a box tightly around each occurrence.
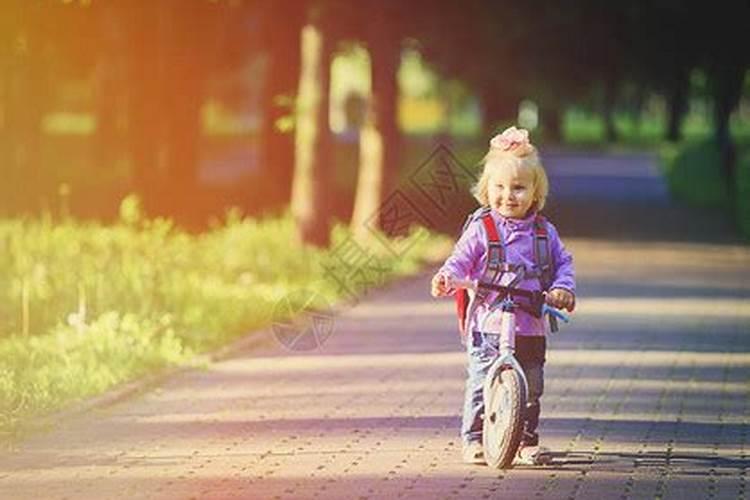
[462,442,485,464]
[514,445,552,466]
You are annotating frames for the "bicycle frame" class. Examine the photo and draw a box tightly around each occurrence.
[480,295,530,407]
[450,276,569,420]
[447,275,569,468]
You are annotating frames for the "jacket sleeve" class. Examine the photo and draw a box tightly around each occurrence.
[546,221,576,295]
[438,220,484,283]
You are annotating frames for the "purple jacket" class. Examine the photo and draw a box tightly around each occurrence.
[439,210,575,337]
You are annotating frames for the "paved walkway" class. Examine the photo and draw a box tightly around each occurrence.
[1,152,749,499]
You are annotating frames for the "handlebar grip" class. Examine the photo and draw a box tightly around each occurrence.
[542,304,570,323]
[448,278,477,291]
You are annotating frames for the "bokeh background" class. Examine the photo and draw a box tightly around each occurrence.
[1,0,750,444]
[2,0,749,239]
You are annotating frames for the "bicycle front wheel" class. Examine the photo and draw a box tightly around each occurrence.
[483,367,527,469]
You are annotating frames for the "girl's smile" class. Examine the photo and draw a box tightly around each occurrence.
[486,162,536,219]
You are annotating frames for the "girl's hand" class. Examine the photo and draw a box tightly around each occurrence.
[546,288,575,312]
[431,272,451,298]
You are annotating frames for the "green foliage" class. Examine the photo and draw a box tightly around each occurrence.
[561,110,667,149]
[561,105,750,151]
[0,206,449,439]
[658,140,731,210]
[736,148,750,240]
[0,312,192,435]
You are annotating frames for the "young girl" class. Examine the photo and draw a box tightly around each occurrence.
[430,126,575,466]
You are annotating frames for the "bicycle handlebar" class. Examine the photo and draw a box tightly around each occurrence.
[448,278,478,291]
[447,277,570,323]
[449,278,534,299]
[542,303,570,323]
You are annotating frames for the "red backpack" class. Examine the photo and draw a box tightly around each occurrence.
[454,208,553,342]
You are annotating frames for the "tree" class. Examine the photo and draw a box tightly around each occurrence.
[709,60,746,189]
[414,0,597,141]
[704,3,749,189]
[0,0,51,213]
[414,0,525,134]
[260,1,305,208]
[290,2,334,246]
[124,1,214,221]
[623,1,700,143]
[287,0,408,244]
[349,2,403,241]
[92,2,125,171]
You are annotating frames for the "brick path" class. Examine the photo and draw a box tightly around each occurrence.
[1,153,749,499]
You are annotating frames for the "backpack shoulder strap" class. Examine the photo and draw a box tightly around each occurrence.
[480,213,500,242]
[533,214,552,289]
[480,213,504,266]
[477,212,506,289]
[459,206,490,235]
[534,214,560,332]
[459,206,505,273]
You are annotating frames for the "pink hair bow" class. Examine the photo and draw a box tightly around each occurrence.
[490,126,530,152]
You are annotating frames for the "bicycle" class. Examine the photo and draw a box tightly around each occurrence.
[450,277,570,468]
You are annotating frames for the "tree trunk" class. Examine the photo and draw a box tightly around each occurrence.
[350,18,401,240]
[543,105,563,144]
[291,20,333,247]
[126,1,207,221]
[93,61,120,171]
[126,2,167,215]
[602,77,618,143]
[632,84,646,136]
[261,3,304,209]
[479,85,518,133]
[1,1,48,214]
[164,60,203,220]
[93,1,123,172]
[371,32,401,203]
[666,68,689,143]
[712,61,745,189]
[163,0,209,222]
[350,119,383,242]
[91,0,129,182]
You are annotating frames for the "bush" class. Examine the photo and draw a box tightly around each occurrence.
[659,140,731,210]
[736,148,750,240]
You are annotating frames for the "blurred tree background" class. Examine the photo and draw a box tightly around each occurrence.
[1,0,748,239]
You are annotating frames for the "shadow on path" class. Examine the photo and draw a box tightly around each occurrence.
[547,451,750,475]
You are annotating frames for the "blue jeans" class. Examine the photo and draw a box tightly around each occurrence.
[461,332,546,446]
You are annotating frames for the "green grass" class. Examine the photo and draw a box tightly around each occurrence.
[561,110,666,149]
[0,199,451,439]
[562,110,750,151]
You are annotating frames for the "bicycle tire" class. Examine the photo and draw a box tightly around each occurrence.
[482,367,527,469]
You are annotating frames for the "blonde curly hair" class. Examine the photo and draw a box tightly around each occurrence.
[472,127,549,212]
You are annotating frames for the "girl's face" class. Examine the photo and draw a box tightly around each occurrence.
[486,162,536,218]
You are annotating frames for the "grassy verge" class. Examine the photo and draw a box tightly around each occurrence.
[0,199,452,439]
